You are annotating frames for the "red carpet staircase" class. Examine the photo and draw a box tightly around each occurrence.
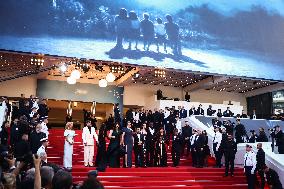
[48,129,248,189]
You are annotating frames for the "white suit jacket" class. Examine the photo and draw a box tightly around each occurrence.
[82,127,98,146]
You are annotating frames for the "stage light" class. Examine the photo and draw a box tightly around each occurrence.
[99,79,108,87]
[67,77,76,85]
[106,72,116,82]
[60,64,67,73]
[71,70,81,79]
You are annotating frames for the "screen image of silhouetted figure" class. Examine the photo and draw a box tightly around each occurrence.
[112,8,181,56]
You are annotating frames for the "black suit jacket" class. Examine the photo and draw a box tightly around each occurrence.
[256,148,265,170]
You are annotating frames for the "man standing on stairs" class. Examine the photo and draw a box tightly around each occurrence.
[244,144,257,189]
[172,128,182,167]
[190,129,198,167]
[195,129,206,168]
[213,126,222,168]
[82,120,99,167]
[223,134,237,177]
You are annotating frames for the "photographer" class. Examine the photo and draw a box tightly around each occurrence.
[263,165,283,189]
[256,127,268,142]
[270,125,284,154]
[235,120,247,144]
[248,130,257,143]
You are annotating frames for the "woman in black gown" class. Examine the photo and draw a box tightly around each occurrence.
[121,121,134,168]
[202,130,210,167]
[107,123,122,168]
[95,123,107,169]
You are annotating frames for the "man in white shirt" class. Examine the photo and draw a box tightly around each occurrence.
[37,137,49,164]
[244,144,257,189]
[40,116,49,137]
[175,117,182,134]
[82,120,98,167]
[213,127,223,168]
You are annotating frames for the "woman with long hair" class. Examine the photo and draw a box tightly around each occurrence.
[107,122,122,168]
[202,130,210,167]
[95,123,107,169]
[121,121,134,168]
[63,122,75,170]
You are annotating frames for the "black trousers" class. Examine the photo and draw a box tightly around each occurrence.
[256,169,265,189]
[171,149,181,166]
[213,143,222,167]
[134,146,145,167]
[245,166,255,189]
[146,142,155,167]
[224,153,235,175]
[182,139,190,156]
[191,148,197,166]
[196,149,204,167]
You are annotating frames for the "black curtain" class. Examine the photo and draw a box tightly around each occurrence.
[247,92,272,119]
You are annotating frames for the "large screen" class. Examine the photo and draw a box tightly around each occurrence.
[1,0,284,80]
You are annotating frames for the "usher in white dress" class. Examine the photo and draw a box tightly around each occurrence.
[63,129,75,168]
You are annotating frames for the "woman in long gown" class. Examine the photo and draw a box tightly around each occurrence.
[63,122,75,170]
[107,123,122,168]
[121,121,134,168]
[95,123,107,169]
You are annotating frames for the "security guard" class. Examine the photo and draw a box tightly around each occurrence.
[244,144,257,189]
[37,137,49,164]
[223,134,237,176]
[213,126,222,168]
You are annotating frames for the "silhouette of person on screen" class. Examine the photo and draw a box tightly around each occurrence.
[127,11,140,50]
[165,15,181,55]
[154,18,167,53]
[114,8,129,49]
[140,13,154,51]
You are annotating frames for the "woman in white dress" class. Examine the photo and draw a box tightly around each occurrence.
[63,122,75,170]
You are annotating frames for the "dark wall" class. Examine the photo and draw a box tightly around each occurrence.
[36,79,124,111]
[247,92,272,119]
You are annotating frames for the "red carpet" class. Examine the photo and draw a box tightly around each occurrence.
[47,129,248,189]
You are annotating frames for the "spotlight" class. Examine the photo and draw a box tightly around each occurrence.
[59,64,67,73]
[71,70,81,79]
[99,79,108,87]
[67,77,76,85]
[106,72,116,82]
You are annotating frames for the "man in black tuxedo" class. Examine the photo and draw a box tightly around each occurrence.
[195,130,206,168]
[207,105,216,116]
[223,107,234,117]
[195,104,204,115]
[179,106,187,118]
[171,129,182,167]
[256,143,266,189]
[271,125,284,154]
[182,121,192,156]
[188,106,195,116]
[134,127,146,167]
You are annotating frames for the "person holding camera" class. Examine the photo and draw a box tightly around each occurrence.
[235,119,247,144]
[263,165,283,189]
[248,130,257,143]
[270,125,284,154]
[256,127,268,142]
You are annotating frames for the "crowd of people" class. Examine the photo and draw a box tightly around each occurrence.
[0,96,283,189]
